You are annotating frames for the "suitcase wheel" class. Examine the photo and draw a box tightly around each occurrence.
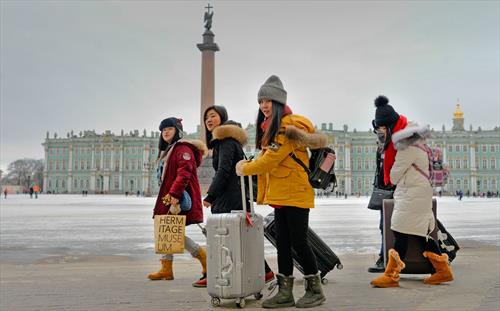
[254,292,263,300]
[321,278,328,285]
[236,297,246,308]
[211,297,221,307]
[336,263,343,270]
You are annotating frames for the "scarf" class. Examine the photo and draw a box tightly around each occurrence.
[383,115,408,186]
[260,104,293,132]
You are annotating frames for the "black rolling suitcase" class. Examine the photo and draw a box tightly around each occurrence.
[263,212,342,284]
[436,219,460,263]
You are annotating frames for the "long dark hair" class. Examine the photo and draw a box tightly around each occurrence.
[255,101,284,149]
[157,128,181,160]
[203,105,228,148]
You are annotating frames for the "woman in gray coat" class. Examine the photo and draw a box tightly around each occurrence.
[371,122,454,288]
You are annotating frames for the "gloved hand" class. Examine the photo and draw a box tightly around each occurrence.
[235,159,249,176]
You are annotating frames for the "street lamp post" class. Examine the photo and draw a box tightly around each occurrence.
[144,161,154,197]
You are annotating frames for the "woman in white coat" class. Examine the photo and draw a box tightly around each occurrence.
[371,122,454,288]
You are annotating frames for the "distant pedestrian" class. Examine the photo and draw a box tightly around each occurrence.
[3,188,7,199]
[458,190,463,201]
[371,122,454,288]
[29,187,34,199]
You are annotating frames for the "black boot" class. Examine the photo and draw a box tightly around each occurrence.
[368,256,385,273]
[262,274,295,308]
[296,274,325,308]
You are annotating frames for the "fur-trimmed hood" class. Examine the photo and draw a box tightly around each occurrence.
[284,125,328,149]
[211,123,248,146]
[392,122,431,150]
[178,139,209,157]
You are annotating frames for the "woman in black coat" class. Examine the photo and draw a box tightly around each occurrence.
[202,105,275,282]
[202,106,247,213]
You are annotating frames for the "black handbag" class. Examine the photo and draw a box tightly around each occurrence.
[367,187,394,210]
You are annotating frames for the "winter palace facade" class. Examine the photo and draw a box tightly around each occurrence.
[43,105,500,195]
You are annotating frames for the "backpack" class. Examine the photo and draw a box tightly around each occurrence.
[411,144,449,187]
[290,147,337,190]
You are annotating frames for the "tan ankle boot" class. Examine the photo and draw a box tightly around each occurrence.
[147,259,173,280]
[423,252,454,285]
[371,249,406,288]
[194,246,207,274]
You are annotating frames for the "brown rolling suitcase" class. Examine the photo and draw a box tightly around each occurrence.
[383,198,438,274]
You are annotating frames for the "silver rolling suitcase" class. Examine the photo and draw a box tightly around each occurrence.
[206,176,265,308]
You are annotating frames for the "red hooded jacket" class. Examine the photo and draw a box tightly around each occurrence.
[153,140,207,225]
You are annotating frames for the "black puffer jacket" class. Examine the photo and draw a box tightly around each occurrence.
[205,121,248,214]
[374,150,396,191]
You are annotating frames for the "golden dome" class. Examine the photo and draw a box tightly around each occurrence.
[454,103,463,119]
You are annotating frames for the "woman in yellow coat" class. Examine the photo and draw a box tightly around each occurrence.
[236,75,327,309]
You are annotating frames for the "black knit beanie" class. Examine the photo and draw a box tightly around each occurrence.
[373,95,399,128]
[159,117,183,132]
[258,75,287,105]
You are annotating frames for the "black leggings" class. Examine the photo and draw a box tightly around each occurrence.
[275,206,318,276]
[393,230,441,259]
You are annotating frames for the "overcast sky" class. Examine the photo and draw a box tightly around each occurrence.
[1,0,499,171]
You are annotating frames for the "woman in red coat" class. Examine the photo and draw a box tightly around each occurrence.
[147,117,208,288]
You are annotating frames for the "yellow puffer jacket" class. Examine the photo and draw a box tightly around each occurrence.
[241,114,327,208]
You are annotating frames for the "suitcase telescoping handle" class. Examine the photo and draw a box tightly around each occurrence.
[240,175,255,225]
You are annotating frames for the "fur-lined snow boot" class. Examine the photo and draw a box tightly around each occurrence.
[371,249,405,288]
[423,252,454,285]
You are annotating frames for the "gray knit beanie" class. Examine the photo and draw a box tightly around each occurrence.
[257,75,287,105]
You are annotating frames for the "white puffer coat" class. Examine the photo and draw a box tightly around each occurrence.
[390,122,434,238]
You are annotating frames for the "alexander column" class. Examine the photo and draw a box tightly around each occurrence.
[197,4,219,143]
[197,4,219,192]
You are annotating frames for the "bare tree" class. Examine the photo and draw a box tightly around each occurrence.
[1,159,44,189]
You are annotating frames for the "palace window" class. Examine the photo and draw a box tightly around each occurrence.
[339,145,344,153]
[448,145,453,152]
[463,157,468,169]
[482,158,487,169]
[455,145,460,152]
[491,145,495,152]
[339,159,344,169]
[482,145,487,152]
[365,159,369,170]
[491,157,496,169]
[463,145,467,152]
[357,157,362,170]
